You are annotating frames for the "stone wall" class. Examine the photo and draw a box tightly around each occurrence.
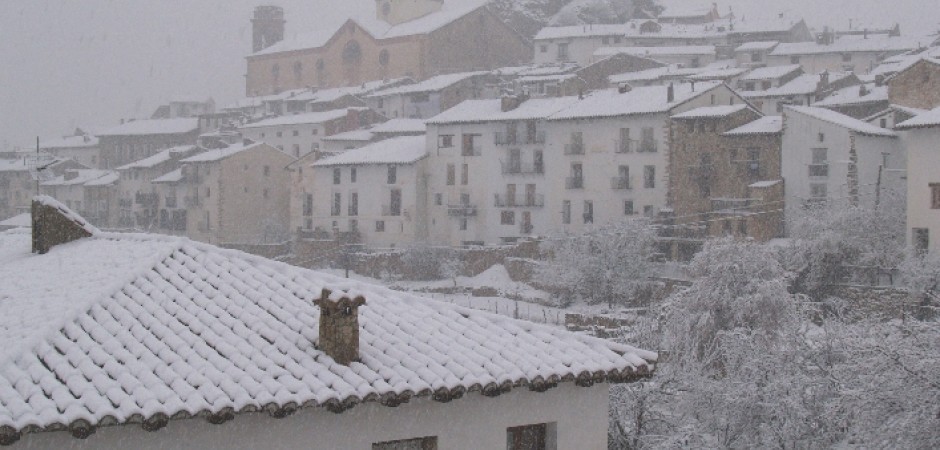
[888,59,940,110]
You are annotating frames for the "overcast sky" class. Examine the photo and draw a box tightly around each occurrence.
[1,0,937,150]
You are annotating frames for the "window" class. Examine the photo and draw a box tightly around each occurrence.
[446,164,456,185]
[435,193,443,205]
[293,61,303,81]
[375,221,385,232]
[791,55,800,64]
[644,205,655,217]
[913,228,930,253]
[557,43,569,61]
[931,184,940,209]
[507,423,553,450]
[459,218,468,231]
[349,193,359,216]
[292,130,299,137]
[602,36,610,45]
[842,53,852,62]
[818,133,825,143]
[438,135,454,148]
[303,194,313,217]
[461,134,480,156]
[461,164,468,185]
[641,127,656,152]
[277,131,283,138]
[810,148,829,177]
[751,51,763,62]
[624,200,635,215]
[313,129,319,135]
[332,193,341,216]
[810,183,828,200]
[389,189,402,216]
[746,148,761,179]
[373,436,437,450]
[501,211,515,225]
[378,49,390,66]
[333,168,341,184]
[205,187,211,198]
[539,44,548,53]
[562,200,571,225]
[644,165,656,189]
[583,200,594,224]
[387,165,397,184]
[880,118,888,128]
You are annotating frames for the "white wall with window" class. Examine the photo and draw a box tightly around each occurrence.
[901,121,940,254]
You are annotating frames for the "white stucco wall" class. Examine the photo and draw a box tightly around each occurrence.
[904,127,940,254]
[766,51,885,75]
[14,382,610,450]
[241,122,329,158]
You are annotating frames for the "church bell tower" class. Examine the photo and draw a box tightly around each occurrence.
[252,5,286,53]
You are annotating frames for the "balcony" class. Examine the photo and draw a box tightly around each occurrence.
[500,160,544,175]
[494,132,518,146]
[611,176,632,190]
[809,164,829,177]
[566,177,584,189]
[638,140,658,153]
[447,205,478,217]
[495,194,544,208]
[381,205,402,217]
[135,192,159,207]
[615,140,636,154]
[564,143,584,155]
[461,144,481,157]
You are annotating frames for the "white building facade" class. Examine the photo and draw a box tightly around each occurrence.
[898,108,940,254]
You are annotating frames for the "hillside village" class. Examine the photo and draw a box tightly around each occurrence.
[2,0,940,448]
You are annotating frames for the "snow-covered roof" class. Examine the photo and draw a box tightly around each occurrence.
[594,45,716,59]
[750,180,782,188]
[549,81,724,121]
[815,84,888,107]
[895,107,940,129]
[0,214,30,229]
[313,136,427,167]
[672,104,751,119]
[687,67,750,80]
[321,130,375,142]
[97,118,199,137]
[658,4,715,19]
[427,97,581,125]
[739,64,802,81]
[240,109,359,129]
[38,135,99,149]
[0,221,654,438]
[151,168,183,184]
[0,159,31,173]
[609,65,700,83]
[32,195,100,235]
[786,105,897,137]
[742,72,854,98]
[534,23,630,41]
[41,170,117,187]
[770,35,926,56]
[735,41,779,52]
[366,72,488,98]
[370,118,427,135]
[179,142,280,164]
[115,145,197,171]
[723,116,784,136]
[253,0,487,56]
[865,104,928,123]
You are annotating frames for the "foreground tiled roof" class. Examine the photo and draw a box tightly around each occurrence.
[0,227,655,442]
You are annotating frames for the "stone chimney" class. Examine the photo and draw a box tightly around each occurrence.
[314,288,366,365]
[618,83,633,94]
[875,74,886,87]
[859,84,869,97]
[501,93,529,112]
[31,197,95,255]
[667,83,675,103]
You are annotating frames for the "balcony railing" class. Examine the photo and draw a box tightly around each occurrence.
[809,164,829,177]
[494,132,517,146]
[500,160,544,175]
[611,176,632,190]
[447,205,478,217]
[461,144,482,157]
[381,205,402,217]
[564,143,584,155]
[615,139,637,154]
[638,140,658,153]
[494,194,544,208]
[566,177,584,189]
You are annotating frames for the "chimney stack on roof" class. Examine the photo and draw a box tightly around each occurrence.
[31,196,96,255]
[667,83,675,103]
[500,93,529,112]
[314,288,367,365]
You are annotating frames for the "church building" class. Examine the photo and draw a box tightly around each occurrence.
[245,0,532,96]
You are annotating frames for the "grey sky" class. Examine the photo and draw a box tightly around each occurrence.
[1,0,937,150]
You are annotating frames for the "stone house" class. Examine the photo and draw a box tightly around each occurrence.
[305,136,430,248]
[897,107,940,254]
[167,142,295,245]
[781,106,904,230]
[668,108,784,254]
[0,198,655,449]
[96,118,201,170]
[245,0,531,95]
[887,57,940,110]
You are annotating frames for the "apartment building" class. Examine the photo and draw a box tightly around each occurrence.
[897,107,940,254]
[40,169,119,229]
[305,136,429,247]
[96,118,201,169]
[239,108,381,158]
[38,131,101,169]
[364,71,492,119]
[766,36,926,75]
[0,157,84,221]
[114,145,201,230]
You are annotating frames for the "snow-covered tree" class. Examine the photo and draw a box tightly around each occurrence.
[537,219,657,308]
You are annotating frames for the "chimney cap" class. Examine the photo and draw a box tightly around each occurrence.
[315,288,367,309]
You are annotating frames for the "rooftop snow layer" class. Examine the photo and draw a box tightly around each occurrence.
[723,116,784,135]
[179,142,277,163]
[895,106,940,129]
[313,136,427,166]
[115,145,197,171]
[594,45,716,58]
[322,130,375,142]
[743,72,854,98]
[97,118,199,137]
[549,81,723,121]
[735,41,779,52]
[366,72,488,97]
[0,214,30,229]
[815,84,888,107]
[534,23,630,40]
[41,170,116,187]
[427,97,581,125]
[240,109,359,129]
[786,105,897,136]
[672,104,751,119]
[770,35,927,56]
[739,64,802,81]
[371,118,427,134]
[38,135,99,149]
[151,168,183,184]
[0,227,655,435]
